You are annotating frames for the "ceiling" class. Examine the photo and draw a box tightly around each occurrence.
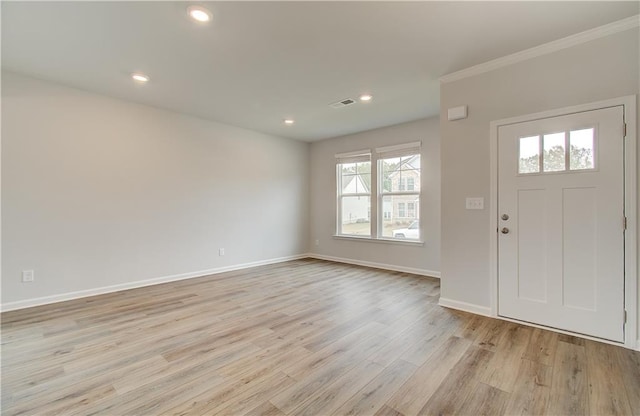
[2,2,638,142]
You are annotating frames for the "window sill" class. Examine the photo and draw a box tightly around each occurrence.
[332,235,425,247]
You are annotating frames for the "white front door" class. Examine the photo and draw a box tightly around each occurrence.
[498,106,625,342]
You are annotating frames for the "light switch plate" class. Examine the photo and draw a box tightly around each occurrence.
[466,197,484,210]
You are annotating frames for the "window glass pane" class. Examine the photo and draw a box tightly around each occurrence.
[569,128,595,170]
[341,174,356,192]
[380,196,420,239]
[405,154,421,167]
[381,157,400,192]
[340,162,355,175]
[519,135,540,174]
[357,173,370,193]
[340,161,370,194]
[543,132,566,172]
[380,154,420,193]
[339,196,370,236]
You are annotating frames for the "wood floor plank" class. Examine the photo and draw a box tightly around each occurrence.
[281,321,389,380]
[558,333,586,346]
[474,318,511,352]
[244,401,286,416]
[195,371,297,416]
[71,356,227,415]
[6,354,167,410]
[399,308,462,366]
[503,359,552,416]
[331,359,418,416]
[418,345,495,416]
[453,312,486,341]
[374,404,405,416]
[301,308,389,352]
[547,339,589,415]
[457,382,509,416]
[286,359,386,416]
[615,345,640,412]
[367,312,440,368]
[386,335,471,416]
[479,323,532,392]
[10,384,116,416]
[585,339,633,415]
[272,332,390,413]
[522,328,558,366]
[217,344,311,381]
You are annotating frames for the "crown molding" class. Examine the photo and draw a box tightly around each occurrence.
[440,15,639,84]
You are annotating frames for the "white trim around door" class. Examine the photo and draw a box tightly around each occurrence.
[489,95,637,350]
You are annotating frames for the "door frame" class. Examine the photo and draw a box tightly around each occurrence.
[489,95,637,350]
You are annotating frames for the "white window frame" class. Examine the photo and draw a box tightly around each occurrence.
[377,142,422,241]
[336,150,372,237]
[334,142,423,244]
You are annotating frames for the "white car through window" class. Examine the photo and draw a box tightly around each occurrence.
[392,220,419,239]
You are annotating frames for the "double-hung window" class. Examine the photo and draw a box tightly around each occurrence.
[378,142,421,240]
[335,142,421,241]
[336,150,371,236]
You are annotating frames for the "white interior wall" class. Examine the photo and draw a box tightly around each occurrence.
[440,29,639,340]
[1,71,310,309]
[308,118,441,276]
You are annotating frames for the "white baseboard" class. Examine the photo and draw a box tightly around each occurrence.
[307,253,440,278]
[1,254,308,312]
[438,297,492,317]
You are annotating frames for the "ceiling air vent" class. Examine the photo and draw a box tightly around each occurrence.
[330,98,356,109]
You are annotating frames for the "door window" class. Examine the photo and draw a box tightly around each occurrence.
[518,127,596,174]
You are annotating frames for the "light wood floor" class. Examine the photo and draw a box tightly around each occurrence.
[2,259,639,415]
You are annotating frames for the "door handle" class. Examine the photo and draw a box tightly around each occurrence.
[501,227,510,234]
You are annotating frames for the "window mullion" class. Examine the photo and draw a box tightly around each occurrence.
[371,153,379,238]
[336,164,342,235]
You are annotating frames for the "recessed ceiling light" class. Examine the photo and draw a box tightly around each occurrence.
[131,73,150,83]
[187,5,212,23]
[359,94,373,102]
[284,119,295,125]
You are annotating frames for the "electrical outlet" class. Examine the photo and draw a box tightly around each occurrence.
[315,239,319,246]
[219,248,225,256]
[22,270,34,283]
